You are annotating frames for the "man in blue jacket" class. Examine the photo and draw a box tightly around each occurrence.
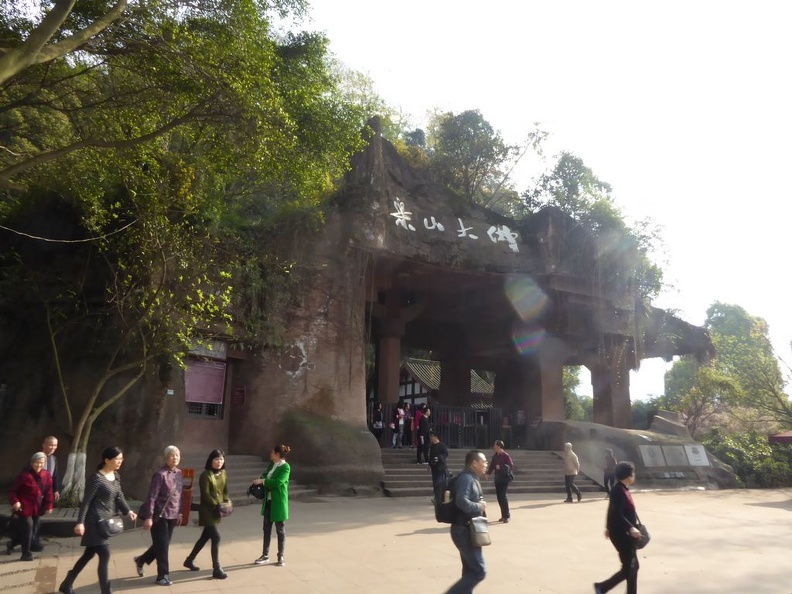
[445,450,488,594]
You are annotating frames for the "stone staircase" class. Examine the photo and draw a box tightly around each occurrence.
[179,454,317,506]
[380,448,601,498]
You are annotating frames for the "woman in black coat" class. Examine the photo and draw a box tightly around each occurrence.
[59,447,137,594]
[594,461,644,594]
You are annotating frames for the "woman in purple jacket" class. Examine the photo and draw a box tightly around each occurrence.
[133,445,183,586]
[486,440,515,523]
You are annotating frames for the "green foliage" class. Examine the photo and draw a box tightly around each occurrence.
[564,366,592,421]
[522,152,663,301]
[631,398,660,430]
[700,428,792,488]
[426,109,518,209]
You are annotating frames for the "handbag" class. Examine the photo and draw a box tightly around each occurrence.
[247,483,265,500]
[97,516,124,538]
[216,500,233,517]
[468,517,491,547]
[635,520,650,549]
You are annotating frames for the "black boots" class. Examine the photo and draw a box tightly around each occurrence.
[58,571,75,594]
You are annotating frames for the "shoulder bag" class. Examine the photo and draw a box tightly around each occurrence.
[469,516,491,547]
[216,500,234,517]
[635,515,650,549]
[97,516,124,538]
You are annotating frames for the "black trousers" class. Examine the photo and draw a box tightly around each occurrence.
[494,480,510,520]
[262,500,285,557]
[9,515,39,557]
[67,544,112,594]
[188,524,221,569]
[417,435,430,463]
[139,518,177,579]
[564,475,581,500]
[597,538,638,593]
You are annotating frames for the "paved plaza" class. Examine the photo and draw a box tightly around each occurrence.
[2,488,791,594]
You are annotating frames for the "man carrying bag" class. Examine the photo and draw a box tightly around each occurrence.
[444,450,489,594]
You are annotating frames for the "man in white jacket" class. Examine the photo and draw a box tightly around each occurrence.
[563,442,582,502]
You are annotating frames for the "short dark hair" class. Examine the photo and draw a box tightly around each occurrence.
[465,450,485,466]
[97,446,123,470]
[205,449,226,470]
[614,461,635,481]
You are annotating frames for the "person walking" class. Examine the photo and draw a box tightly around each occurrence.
[563,442,582,502]
[603,449,618,496]
[594,461,644,594]
[428,432,450,502]
[417,407,432,464]
[486,440,514,523]
[134,445,184,586]
[445,450,488,594]
[7,452,54,560]
[183,449,229,579]
[31,436,59,552]
[252,444,291,567]
[58,447,137,594]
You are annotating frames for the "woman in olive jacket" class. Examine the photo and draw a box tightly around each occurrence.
[252,444,291,567]
[184,449,229,579]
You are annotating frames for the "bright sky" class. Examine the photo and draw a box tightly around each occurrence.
[306,0,792,399]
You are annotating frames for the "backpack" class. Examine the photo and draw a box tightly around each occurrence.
[434,474,460,524]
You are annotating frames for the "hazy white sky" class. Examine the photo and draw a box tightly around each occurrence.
[307,1,792,399]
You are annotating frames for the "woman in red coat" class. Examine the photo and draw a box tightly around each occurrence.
[8,452,54,560]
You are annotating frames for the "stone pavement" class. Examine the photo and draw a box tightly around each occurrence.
[2,488,792,594]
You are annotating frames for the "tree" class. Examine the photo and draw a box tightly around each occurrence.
[0,0,128,86]
[426,109,517,207]
[705,302,791,425]
[0,0,369,502]
[522,152,664,301]
[664,358,739,437]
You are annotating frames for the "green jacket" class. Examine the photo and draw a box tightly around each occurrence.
[198,469,228,527]
[259,461,290,522]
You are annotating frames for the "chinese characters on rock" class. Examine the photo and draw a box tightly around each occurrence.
[389,199,519,253]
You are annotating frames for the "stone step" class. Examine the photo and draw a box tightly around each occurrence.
[380,448,600,497]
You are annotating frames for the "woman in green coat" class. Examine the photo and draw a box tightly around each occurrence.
[253,444,291,567]
[183,449,229,579]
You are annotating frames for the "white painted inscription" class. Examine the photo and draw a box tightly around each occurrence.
[389,198,519,252]
[684,444,711,466]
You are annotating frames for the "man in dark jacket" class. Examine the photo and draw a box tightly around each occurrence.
[446,450,488,594]
[417,408,432,464]
[428,432,449,501]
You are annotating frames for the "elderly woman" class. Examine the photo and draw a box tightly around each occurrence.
[594,461,644,594]
[8,452,54,561]
[134,445,183,586]
[58,447,137,594]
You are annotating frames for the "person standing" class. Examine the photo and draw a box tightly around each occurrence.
[58,447,137,594]
[563,442,582,502]
[7,452,54,560]
[392,404,405,448]
[253,444,291,567]
[594,461,643,594]
[184,449,229,579]
[486,440,514,523]
[134,445,184,586]
[428,432,449,502]
[403,403,413,448]
[603,449,618,496]
[445,450,488,594]
[31,436,60,552]
[371,403,385,445]
[417,408,432,464]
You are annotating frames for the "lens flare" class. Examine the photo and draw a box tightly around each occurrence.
[504,275,548,322]
[511,323,546,355]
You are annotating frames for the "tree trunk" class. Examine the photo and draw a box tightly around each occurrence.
[60,451,87,506]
